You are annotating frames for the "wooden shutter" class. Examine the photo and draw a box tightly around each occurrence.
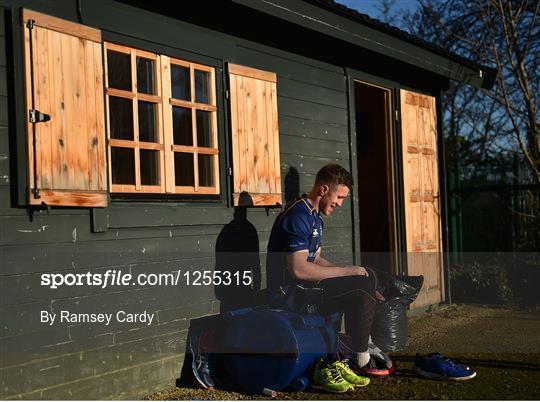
[228,64,282,207]
[400,89,444,308]
[22,9,107,207]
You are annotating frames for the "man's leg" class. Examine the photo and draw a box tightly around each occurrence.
[318,271,378,363]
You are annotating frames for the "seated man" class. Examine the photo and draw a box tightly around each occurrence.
[266,164,389,377]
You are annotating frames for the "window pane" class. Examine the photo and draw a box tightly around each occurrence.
[137,57,155,94]
[173,106,193,146]
[111,147,135,185]
[196,110,213,148]
[174,153,194,186]
[195,70,210,104]
[109,96,134,140]
[107,50,131,91]
[171,65,191,100]
[140,149,160,186]
[138,101,158,143]
[198,154,214,187]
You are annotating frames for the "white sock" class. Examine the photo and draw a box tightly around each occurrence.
[353,351,370,368]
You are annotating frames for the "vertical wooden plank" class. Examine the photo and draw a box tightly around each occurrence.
[270,82,281,194]
[64,33,79,190]
[265,81,276,195]
[72,34,89,190]
[401,91,420,304]
[229,74,240,193]
[400,92,409,249]
[35,27,50,190]
[93,41,106,192]
[236,75,247,191]
[427,96,444,300]
[85,37,98,191]
[57,31,71,190]
[161,56,174,193]
[23,25,35,197]
[432,97,445,299]
[244,76,256,193]
[255,78,269,194]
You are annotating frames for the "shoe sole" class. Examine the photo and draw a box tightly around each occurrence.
[351,382,370,388]
[311,384,353,393]
[361,364,396,377]
[413,366,477,381]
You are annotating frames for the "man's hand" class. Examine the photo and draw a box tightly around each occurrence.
[356,266,369,277]
[288,252,371,282]
[349,266,369,276]
[342,265,369,276]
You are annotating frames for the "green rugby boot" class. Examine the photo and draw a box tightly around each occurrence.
[311,359,354,393]
[331,360,371,387]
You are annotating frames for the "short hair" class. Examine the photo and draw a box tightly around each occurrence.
[315,164,353,190]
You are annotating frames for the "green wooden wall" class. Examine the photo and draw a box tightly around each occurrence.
[0,1,355,398]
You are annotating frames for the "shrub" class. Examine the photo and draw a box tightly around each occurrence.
[450,260,513,305]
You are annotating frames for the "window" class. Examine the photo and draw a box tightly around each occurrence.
[21,11,282,209]
[104,43,219,195]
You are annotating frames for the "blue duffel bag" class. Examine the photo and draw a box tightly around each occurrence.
[219,308,340,393]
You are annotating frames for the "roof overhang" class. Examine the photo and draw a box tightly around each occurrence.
[232,0,496,89]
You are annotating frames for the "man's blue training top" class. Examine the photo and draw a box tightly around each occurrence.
[266,196,324,296]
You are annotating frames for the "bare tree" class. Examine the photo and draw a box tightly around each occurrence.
[376,0,399,24]
[484,0,540,183]
[402,0,540,184]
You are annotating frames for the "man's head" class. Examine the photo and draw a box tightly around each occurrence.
[312,164,353,216]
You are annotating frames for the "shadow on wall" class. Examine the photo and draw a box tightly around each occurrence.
[178,171,302,386]
[213,164,302,313]
[285,167,300,205]
[214,192,261,313]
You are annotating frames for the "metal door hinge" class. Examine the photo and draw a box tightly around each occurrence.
[226,90,230,99]
[395,110,399,121]
[29,109,50,124]
[228,167,232,176]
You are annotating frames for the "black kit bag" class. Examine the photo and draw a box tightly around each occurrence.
[270,283,324,315]
[371,272,424,352]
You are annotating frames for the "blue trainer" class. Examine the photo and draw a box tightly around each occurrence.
[426,353,471,370]
[413,353,476,381]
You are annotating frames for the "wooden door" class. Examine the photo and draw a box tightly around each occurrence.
[400,89,444,308]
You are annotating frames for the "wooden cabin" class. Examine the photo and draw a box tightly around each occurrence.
[0,0,495,398]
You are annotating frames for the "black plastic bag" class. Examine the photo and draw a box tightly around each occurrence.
[371,272,424,352]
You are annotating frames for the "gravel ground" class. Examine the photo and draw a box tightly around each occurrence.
[146,304,540,400]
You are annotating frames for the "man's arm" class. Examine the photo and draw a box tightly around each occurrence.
[315,250,339,267]
[287,250,367,282]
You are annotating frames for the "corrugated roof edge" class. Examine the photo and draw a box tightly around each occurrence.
[305,0,497,89]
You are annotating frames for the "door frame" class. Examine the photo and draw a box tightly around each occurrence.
[346,69,451,305]
[345,68,404,274]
